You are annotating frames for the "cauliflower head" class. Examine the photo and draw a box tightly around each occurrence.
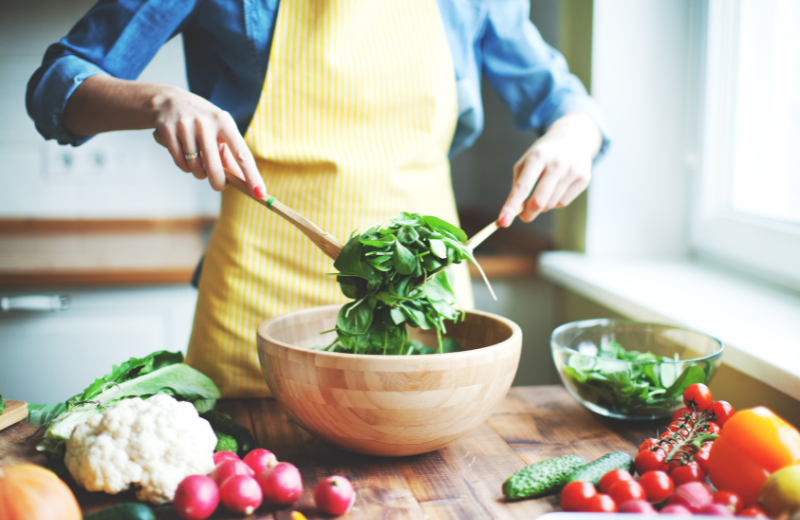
[65,393,217,504]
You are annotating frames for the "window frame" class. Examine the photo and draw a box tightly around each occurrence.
[688,0,800,293]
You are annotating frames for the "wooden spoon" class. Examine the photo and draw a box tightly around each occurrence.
[222,171,344,260]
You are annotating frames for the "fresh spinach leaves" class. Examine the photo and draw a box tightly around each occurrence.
[321,212,485,355]
[562,341,708,416]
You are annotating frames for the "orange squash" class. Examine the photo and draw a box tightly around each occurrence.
[0,464,82,520]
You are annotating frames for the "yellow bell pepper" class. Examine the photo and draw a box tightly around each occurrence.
[708,406,800,506]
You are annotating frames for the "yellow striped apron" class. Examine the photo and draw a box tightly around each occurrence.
[186,0,472,397]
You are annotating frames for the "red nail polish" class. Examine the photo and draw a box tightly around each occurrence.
[253,186,265,199]
[499,214,513,228]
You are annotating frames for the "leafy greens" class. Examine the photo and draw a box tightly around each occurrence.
[562,341,709,416]
[321,212,491,355]
[27,350,220,457]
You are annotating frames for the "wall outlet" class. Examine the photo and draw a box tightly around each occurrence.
[43,141,113,183]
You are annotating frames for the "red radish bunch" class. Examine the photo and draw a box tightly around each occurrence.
[175,452,263,520]
[175,448,355,518]
[314,476,356,515]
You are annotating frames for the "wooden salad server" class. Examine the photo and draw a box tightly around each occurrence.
[221,171,344,260]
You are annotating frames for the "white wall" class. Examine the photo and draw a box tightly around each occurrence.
[587,0,692,259]
[0,0,221,218]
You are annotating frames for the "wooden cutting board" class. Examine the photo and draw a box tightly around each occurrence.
[0,401,27,431]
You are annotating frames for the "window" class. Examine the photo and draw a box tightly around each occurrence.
[690,0,800,291]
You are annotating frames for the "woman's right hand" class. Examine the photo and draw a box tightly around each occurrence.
[151,86,265,197]
[63,75,265,198]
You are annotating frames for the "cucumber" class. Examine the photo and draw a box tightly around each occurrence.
[202,410,255,457]
[565,451,635,486]
[502,455,588,500]
[214,431,238,453]
[84,503,155,520]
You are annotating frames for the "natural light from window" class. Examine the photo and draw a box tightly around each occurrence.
[730,0,800,226]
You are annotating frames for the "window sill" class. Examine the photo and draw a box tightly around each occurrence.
[539,251,800,401]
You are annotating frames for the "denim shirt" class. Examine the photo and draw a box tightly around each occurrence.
[26,0,609,159]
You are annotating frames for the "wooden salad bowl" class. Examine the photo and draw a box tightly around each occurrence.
[257,305,522,457]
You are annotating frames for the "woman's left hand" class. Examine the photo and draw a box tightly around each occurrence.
[498,112,602,227]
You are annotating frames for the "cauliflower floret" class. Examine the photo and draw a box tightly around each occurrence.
[65,393,217,504]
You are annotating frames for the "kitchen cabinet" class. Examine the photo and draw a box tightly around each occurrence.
[0,286,197,403]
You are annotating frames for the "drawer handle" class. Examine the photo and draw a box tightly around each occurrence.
[0,295,70,312]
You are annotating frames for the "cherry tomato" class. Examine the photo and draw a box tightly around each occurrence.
[599,469,634,494]
[582,493,618,513]
[704,421,721,435]
[560,481,597,512]
[712,490,743,514]
[635,449,669,475]
[672,407,697,424]
[638,470,674,503]
[708,401,735,427]
[739,506,769,518]
[608,480,646,504]
[639,438,659,452]
[694,442,713,475]
[669,461,705,486]
[683,383,713,411]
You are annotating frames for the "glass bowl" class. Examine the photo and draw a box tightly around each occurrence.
[551,319,724,420]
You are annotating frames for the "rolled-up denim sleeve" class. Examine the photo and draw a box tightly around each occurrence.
[26,0,196,146]
[481,0,610,160]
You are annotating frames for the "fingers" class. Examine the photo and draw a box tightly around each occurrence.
[521,159,567,222]
[176,118,206,180]
[197,125,226,191]
[218,114,265,198]
[556,177,590,208]
[499,152,545,227]
[154,128,191,173]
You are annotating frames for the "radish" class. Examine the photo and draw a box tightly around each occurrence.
[243,449,277,475]
[617,500,656,514]
[174,475,220,520]
[314,475,355,515]
[210,458,254,485]
[699,504,735,517]
[213,451,239,465]
[665,482,713,512]
[659,504,692,515]
[256,461,303,506]
[219,475,263,515]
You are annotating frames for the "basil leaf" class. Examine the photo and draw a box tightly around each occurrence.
[337,300,374,335]
[423,215,468,242]
[393,241,417,275]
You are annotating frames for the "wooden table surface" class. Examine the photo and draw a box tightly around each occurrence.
[0,386,660,519]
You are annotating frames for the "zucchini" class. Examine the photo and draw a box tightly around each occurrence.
[502,455,588,500]
[214,431,238,453]
[84,503,155,520]
[565,451,635,486]
[202,410,255,456]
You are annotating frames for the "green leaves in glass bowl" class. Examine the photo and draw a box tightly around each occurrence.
[561,340,710,417]
[320,212,491,355]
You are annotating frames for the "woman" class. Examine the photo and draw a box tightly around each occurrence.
[27,0,608,398]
